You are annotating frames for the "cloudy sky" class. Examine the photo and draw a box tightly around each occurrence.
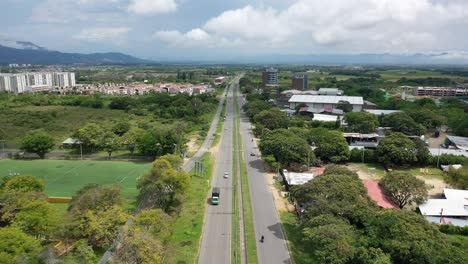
[1,0,468,59]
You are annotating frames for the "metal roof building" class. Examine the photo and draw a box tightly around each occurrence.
[446,135,468,151]
[289,95,364,113]
[419,188,468,226]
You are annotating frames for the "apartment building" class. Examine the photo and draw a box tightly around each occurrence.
[292,74,308,90]
[0,72,76,93]
[262,68,279,87]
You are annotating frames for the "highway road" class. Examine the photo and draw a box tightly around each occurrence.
[236,84,292,264]
[198,79,236,263]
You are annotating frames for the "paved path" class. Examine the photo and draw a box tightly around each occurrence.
[198,78,238,263]
[236,85,292,264]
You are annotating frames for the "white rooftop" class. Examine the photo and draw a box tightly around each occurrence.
[313,114,339,122]
[444,188,468,205]
[289,95,364,105]
[419,199,468,217]
[283,171,315,185]
[364,109,402,115]
[428,148,468,158]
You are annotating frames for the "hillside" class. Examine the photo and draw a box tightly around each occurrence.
[0,44,149,65]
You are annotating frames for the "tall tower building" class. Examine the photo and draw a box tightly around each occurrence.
[262,68,279,88]
[292,74,309,90]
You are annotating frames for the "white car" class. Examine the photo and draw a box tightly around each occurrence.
[224,172,229,178]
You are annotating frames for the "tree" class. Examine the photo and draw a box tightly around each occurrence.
[380,171,427,209]
[137,158,190,212]
[68,184,122,216]
[109,96,134,110]
[408,109,444,129]
[344,112,379,133]
[381,112,426,136]
[302,217,357,264]
[0,175,45,193]
[366,210,468,263]
[259,129,315,168]
[120,128,144,155]
[0,227,41,264]
[12,199,60,238]
[113,227,163,264]
[376,132,417,166]
[243,100,272,119]
[253,108,289,130]
[309,128,349,163]
[291,168,372,222]
[445,166,468,189]
[112,121,131,136]
[72,123,105,152]
[62,239,97,264]
[135,209,172,239]
[99,131,121,158]
[79,205,128,248]
[336,100,353,113]
[20,131,54,158]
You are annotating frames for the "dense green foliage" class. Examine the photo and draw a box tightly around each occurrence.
[20,131,55,158]
[309,128,350,163]
[380,171,428,209]
[344,112,379,133]
[445,166,468,189]
[291,166,468,264]
[259,129,314,168]
[376,132,417,166]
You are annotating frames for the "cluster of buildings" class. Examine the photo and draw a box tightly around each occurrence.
[76,82,214,96]
[0,72,76,93]
[399,86,468,98]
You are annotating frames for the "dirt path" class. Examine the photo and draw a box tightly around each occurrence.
[265,172,295,212]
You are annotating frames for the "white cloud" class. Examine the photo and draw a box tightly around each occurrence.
[153,0,468,53]
[75,27,131,41]
[127,0,177,14]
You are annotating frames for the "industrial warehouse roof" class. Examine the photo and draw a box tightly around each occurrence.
[446,135,468,151]
[289,95,364,105]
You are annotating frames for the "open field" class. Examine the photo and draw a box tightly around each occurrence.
[0,160,151,202]
[165,153,213,263]
[0,105,147,145]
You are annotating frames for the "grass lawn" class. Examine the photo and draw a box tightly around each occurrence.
[0,159,151,205]
[165,153,213,263]
[408,167,444,180]
[280,211,316,264]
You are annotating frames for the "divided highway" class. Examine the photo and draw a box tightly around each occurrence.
[198,80,236,263]
[199,77,291,264]
[235,83,292,264]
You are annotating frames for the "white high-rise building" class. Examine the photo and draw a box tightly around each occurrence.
[0,72,75,93]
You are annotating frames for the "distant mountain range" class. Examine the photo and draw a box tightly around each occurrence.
[2,39,468,65]
[0,40,149,65]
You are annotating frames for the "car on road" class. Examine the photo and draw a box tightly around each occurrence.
[224,172,229,178]
[250,152,255,156]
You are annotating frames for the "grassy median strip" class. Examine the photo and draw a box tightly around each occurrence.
[213,99,227,147]
[232,109,242,264]
[234,89,258,263]
[165,153,213,263]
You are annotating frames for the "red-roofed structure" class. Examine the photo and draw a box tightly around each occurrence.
[363,180,397,209]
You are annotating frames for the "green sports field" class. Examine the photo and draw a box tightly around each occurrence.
[0,160,152,201]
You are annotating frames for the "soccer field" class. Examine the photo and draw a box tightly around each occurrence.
[0,159,152,200]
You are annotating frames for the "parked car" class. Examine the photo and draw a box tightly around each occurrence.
[250,152,255,156]
[224,172,229,178]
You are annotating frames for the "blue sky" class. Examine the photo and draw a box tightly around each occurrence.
[1,0,468,60]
